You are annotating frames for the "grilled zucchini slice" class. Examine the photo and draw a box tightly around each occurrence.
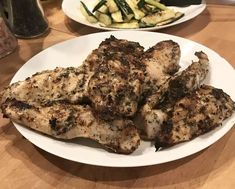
[126,0,145,20]
[80,1,98,23]
[106,0,119,13]
[145,0,168,10]
[95,11,112,26]
[98,4,109,13]
[141,9,175,26]
[157,12,184,26]
[109,20,139,28]
[114,0,134,21]
[92,0,107,12]
[111,11,124,22]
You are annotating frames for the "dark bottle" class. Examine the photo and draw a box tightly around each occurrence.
[0,0,49,38]
[160,0,202,6]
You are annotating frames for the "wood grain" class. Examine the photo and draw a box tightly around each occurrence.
[0,1,234,188]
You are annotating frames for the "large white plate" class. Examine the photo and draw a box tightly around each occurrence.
[11,31,235,167]
[62,0,206,31]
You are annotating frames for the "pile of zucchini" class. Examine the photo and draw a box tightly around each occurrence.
[80,0,184,29]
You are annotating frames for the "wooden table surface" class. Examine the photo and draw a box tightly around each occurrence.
[0,1,235,188]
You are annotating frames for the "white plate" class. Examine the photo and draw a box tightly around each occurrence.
[62,0,206,31]
[11,31,235,167]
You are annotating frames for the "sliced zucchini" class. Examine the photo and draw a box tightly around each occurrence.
[98,4,109,13]
[142,3,160,14]
[109,20,139,29]
[92,0,107,12]
[126,0,145,20]
[139,22,155,28]
[125,0,138,9]
[106,0,119,13]
[111,11,124,22]
[80,1,98,23]
[124,14,135,22]
[137,0,145,8]
[145,0,168,10]
[141,9,175,25]
[95,11,112,26]
[114,0,134,21]
[133,8,145,20]
[157,12,184,26]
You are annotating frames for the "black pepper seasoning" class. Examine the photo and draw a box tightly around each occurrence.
[0,0,49,38]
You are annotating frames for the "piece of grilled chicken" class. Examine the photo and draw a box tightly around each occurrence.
[1,38,181,121]
[0,37,182,154]
[147,51,209,108]
[1,99,140,154]
[0,66,92,106]
[86,38,181,119]
[0,63,140,154]
[86,36,146,119]
[139,51,209,140]
[141,40,181,99]
[155,85,235,149]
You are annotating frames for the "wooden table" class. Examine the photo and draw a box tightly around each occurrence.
[0,1,235,188]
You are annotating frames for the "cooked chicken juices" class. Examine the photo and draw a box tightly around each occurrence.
[0,36,234,154]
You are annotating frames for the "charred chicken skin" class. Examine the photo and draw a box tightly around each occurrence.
[1,99,140,154]
[155,85,235,149]
[139,51,209,140]
[141,40,181,100]
[86,36,146,119]
[0,66,92,106]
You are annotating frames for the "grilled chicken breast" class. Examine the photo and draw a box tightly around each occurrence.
[142,40,181,83]
[147,51,209,108]
[139,51,209,140]
[0,66,92,106]
[141,40,181,99]
[84,35,144,72]
[155,85,235,149]
[86,36,145,119]
[0,36,146,154]
[1,36,234,155]
[1,99,140,154]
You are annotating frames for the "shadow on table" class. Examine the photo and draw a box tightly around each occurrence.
[1,120,235,188]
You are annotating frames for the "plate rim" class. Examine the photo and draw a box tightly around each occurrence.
[10,31,235,167]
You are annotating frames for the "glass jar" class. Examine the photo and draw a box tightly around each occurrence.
[0,17,17,59]
[0,0,49,38]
